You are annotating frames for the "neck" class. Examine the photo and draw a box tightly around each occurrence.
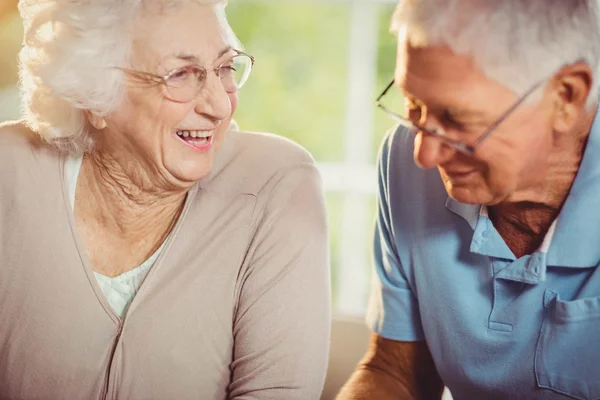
[76,150,188,243]
[489,107,596,256]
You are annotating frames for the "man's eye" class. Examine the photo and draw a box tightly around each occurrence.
[442,110,465,129]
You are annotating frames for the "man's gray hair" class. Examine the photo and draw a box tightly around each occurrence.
[392,0,600,108]
[18,0,235,154]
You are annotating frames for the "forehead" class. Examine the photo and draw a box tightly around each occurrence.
[130,3,235,67]
[395,41,515,109]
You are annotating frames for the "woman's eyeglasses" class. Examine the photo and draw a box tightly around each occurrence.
[117,49,255,103]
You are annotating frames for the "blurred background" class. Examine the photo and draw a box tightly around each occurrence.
[0,0,403,317]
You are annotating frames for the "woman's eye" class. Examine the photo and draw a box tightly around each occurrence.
[169,69,190,81]
[220,65,236,73]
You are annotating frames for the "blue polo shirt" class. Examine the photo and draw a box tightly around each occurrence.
[366,111,600,400]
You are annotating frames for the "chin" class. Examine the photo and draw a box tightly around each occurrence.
[448,185,513,206]
[444,182,492,205]
[166,156,215,186]
[447,191,481,205]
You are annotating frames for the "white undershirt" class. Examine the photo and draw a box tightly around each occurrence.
[65,155,166,317]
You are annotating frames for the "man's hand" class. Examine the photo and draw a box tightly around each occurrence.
[336,333,444,400]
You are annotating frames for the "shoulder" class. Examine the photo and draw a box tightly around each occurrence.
[231,129,316,169]
[375,125,447,212]
[0,120,56,163]
[376,125,425,190]
[377,124,417,173]
[0,121,61,202]
[0,119,56,155]
[0,119,40,146]
[0,120,61,180]
[205,129,320,197]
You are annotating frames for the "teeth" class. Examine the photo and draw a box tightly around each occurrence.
[176,130,213,138]
[195,130,212,138]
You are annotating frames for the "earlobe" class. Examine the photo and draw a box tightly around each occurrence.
[95,119,107,130]
[87,111,107,130]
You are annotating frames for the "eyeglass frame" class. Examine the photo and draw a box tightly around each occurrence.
[116,49,255,102]
[375,78,544,156]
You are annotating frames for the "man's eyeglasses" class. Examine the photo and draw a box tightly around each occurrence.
[375,79,543,156]
[117,49,255,103]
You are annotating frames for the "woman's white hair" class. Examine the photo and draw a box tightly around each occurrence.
[18,0,235,154]
[392,0,600,108]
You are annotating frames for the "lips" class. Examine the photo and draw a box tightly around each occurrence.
[443,169,476,180]
[174,129,214,151]
[175,129,215,139]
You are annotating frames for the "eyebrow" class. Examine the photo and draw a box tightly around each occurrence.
[172,46,234,64]
[217,46,234,60]
[445,107,485,120]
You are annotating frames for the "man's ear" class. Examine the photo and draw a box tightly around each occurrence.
[551,62,593,133]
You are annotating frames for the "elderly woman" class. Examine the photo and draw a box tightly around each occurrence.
[0,1,330,399]
[339,0,600,399]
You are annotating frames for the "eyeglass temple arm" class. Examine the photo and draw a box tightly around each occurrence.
[116,67,164,84]
[471,81,544,148]
[376,79,396,104]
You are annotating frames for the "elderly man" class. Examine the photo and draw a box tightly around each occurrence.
[338,1,600,399]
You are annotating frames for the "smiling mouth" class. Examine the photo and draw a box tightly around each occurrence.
[175,129,214,150]
[176,129,213,138]
[444,169,476,180]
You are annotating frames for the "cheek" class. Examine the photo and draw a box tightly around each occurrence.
[517,122,554,173]
[520,141,552,184]
[472,141,522,190]
[228,92,239,115]
[162,102,196,126]
[122,93,191,134]
[482,131,551,190]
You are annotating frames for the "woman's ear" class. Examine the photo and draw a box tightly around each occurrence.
[551,62,593,133]
[86,111,107,130]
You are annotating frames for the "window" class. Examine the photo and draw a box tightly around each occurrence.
[0,3,22,122]
[228,0,399,315]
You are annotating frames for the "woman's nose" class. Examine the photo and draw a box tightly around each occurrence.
[194,74,232,121]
